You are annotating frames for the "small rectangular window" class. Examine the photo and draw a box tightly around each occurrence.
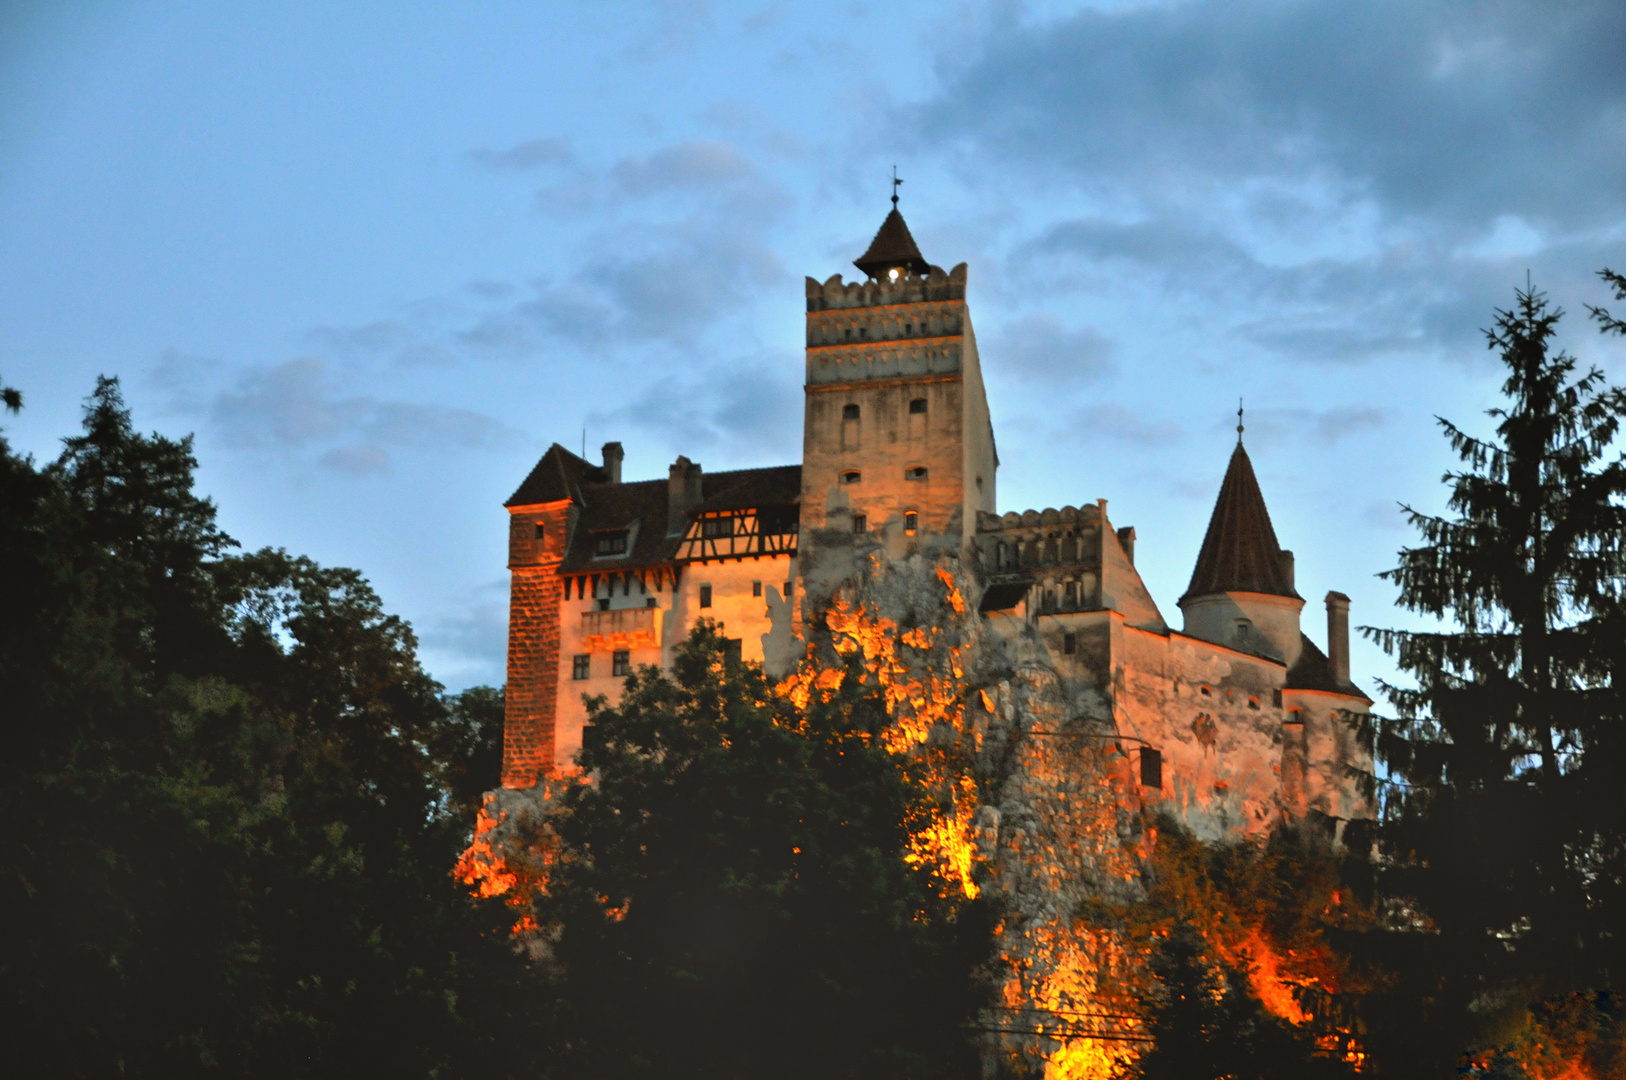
[752,581,762,597]
[1063,633,1076,655]
[784,581,792,599]
[1273,689,1283,707]
[1140,748,1163,788]
[699,584,712,608]
[533,523,545,540]
[722,638,742,663]
[843,403,860,420]
[1064,581,1079,608]
[852,513,867,533]
[909,398,927,414]
[904,512,918,535]
[645,596,656,608]
[905,466,928,481]
[904,322,913,335]
[612,649,630,677]
[572,654,590,680]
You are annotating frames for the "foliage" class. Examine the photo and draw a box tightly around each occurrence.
[1361,273,1626,1072]
[1127,821,1366,1079]
[526,621,995,1080]
[0,378,546,1078]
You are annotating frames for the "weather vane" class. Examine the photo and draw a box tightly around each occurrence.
[891,165,903,207]
[1237,398,1245,444]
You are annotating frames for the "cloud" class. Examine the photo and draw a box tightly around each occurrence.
[1072,402,1180,447]
[468,137,573,171]
[1228,404,1387,446]
[205,357,527,472]
[915,0,1626,231]
[419,577,510,691]
[459,140,792,354]
[990,312,1116,382]
[587,351,803,464]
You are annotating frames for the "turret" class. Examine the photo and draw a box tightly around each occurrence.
[1178,441,1304,665]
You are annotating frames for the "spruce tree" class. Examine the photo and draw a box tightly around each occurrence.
[1365,278,1626,1037]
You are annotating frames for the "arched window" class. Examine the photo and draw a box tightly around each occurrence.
[840,470,861,485]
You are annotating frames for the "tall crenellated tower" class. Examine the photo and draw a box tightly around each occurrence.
[799,207,997,544]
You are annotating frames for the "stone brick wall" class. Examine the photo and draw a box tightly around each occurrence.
[504,564,561,788]
[503,498,572,789]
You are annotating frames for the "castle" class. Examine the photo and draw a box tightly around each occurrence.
[500,206,1373,839]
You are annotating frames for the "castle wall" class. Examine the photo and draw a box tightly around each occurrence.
[503,498,573,787]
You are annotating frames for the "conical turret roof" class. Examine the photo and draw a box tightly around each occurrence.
[1180,442,1302,602]
[854,208,931,279]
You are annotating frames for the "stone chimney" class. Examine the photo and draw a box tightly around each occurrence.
[601,441,624,484]
[1116,525,1136,566]
[666,455,703,536]
[1279,549,1295,590]
[1326,591,1351,685]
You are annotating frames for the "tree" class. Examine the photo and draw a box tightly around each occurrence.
[0,378,550,1078]
[530,621,993,1080]
[1362,278,1626,1066]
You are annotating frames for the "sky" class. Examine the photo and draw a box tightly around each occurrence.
[1,0,1623,693]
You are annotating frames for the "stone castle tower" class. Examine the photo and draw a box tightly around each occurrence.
[498,205,1374,836]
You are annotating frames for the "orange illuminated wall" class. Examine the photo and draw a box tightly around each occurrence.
[503,498,572,787]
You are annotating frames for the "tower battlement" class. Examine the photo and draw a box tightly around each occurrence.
[804,263,967,311]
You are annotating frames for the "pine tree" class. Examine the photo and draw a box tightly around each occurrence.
[1364,278,1626,1039]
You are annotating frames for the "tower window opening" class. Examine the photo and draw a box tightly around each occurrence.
[853,513,868,533]
[612,650,630,677]
[888,268,900,281]
[843,403,860,420]
[1063,632,1076,655]
[1064,580,1079,608]
[752,581,762,597]
[904,322,913,335]
[909,398,927,414]
[1140,748,1163,788]
[905,466,928,480]
[534,523,545,541]
[859,326,867,339]
[904,512,918,535]
[844,327,852,342]
[840,471,861,484]
[699,584,712,608]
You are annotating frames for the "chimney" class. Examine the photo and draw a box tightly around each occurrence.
[666,455,703,536]
[1116,525,1136,566]
[1325,591,1350,685]
[601,441,624,484]
[1279,549,1295,590]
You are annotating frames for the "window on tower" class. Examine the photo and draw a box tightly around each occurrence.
[843,404,860,420]
[905,467,928,481]
[853,513,868,533]
[909,398,927,414]
[904,512,918,535]
[840,471,861,484]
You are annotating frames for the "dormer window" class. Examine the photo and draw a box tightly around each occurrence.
[701,516,735,539]
[593,529,629,557]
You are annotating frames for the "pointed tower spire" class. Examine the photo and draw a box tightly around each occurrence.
[1181,442,1301,602]
[854,203,931,280]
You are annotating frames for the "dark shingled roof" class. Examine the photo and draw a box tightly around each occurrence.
[1286,634,1371,700]
[553,463,802,572]
[504,443,606,507]
[854,208,931,279]
[1181,443,1302,602]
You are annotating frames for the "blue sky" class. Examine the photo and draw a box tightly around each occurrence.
[2,0,1623,691]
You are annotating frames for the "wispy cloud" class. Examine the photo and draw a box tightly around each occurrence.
[468,137,573,171]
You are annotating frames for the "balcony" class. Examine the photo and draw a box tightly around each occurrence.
[580,606,662,651]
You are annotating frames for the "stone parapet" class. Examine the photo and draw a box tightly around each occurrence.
[579,606,662,651]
